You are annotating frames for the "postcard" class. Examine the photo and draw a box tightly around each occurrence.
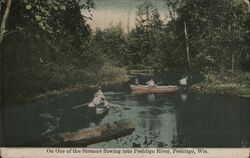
[0,0,250,157]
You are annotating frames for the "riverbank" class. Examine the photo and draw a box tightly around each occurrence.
[17,64,129,104]
[191,71,250,98]
[32,79,128,102]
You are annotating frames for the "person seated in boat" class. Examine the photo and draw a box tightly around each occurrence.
[93,87,109,106]
[93,93,105,106]
[96,87,105,100]
[89,93,109,115]
[89,93,106,108]
[135,78,139,85]
[179,76,188,86]
[146,79,156,87]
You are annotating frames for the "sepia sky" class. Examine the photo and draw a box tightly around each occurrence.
[81,0,168,32]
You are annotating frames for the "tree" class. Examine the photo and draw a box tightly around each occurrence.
[90,25,129,67]
[0,0,13,45]
[1,0,95,103]
[165,0,250,72]
[128,2,163,69]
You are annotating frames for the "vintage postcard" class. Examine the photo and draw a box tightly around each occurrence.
[0,0,250,157]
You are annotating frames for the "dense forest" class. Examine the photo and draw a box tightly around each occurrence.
[1,0,250,103]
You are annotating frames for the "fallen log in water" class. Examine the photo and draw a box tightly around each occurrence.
[58,119,135,146]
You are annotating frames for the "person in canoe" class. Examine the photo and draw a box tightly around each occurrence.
[96,87,105,99]
[88,87,109,115]
[179,76,188,86]
[146,79,156,88]
[89,87,106,107]
[135,78,139,85]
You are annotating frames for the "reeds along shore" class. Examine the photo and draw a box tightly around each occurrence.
[191,71,250,98]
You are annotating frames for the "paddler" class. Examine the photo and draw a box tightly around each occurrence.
[146,79,155,87]
[96,87,105,98]
[90,87,108,107]
[88,87,105,108]
[96,87,106,103]
[179,76,188,86]
[135,78,139,85]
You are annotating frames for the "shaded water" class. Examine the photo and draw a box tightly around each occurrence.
[2,85,250,147]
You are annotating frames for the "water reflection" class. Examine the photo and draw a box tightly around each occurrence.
[89,92,250,148]
[89,92,179,147]
[180,93,188,103]
[174,94,250,147]
[147,94,155,102]
[2,89,250,147]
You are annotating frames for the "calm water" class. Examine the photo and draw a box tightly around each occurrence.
[2,84,250,147]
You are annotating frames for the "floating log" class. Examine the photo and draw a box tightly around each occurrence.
[59,119,135,146]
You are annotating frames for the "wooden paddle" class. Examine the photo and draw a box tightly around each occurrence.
[109,103,121,108]
[72,103,89,109]
[149,82,162,89]
[72,102,121,109]
[156,81,162,85]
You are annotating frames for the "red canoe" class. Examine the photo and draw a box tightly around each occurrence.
[129,84,180,93]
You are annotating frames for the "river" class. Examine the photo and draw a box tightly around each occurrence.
[2,83,250,147]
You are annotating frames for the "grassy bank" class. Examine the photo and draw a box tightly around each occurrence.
[32,63,129,101]
[191,71,250,98]
[4,63,128,104]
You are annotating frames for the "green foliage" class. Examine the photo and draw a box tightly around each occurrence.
[173,0,250,71]
[192,70,250,97]
[1,0,96,103]
[127,2,164,69]
[125,0,250,72]
[90,25,129,66]
[98,63,128,85]
[1,0,250,103]
[1,0,130,103]
[202,70,250,85]
[87,0,250,73]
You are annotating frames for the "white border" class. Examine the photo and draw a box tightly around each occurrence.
[1,148,249,158]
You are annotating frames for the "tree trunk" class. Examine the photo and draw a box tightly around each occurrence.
[184,21,191,69]
[127,2,133,33]
[59,119,135,146]
[0,0,13,108]
[235,52,242,71]
[0,0,13,45]
[247,52,250,62]
[244,0,250,12]
[232,53,235,73]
